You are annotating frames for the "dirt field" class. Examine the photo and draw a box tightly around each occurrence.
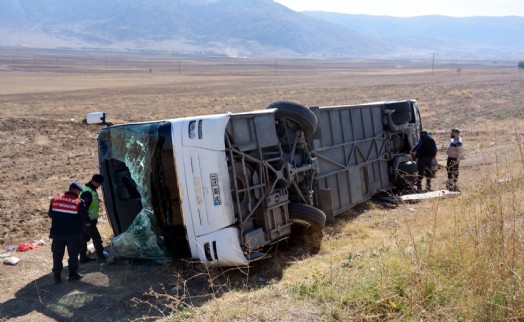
[1,48,523,321]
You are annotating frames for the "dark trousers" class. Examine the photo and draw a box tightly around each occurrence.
[52,239,81,273]
[447,158,460,189]
[80,223,105,259]
[416,157,434,190]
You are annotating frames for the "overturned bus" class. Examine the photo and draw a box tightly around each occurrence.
[92,100,422,266]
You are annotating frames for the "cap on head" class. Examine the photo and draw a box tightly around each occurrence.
[92,174,104,184]
[69,181,84,192]
[451,128,461,134]
[421,131,428,136]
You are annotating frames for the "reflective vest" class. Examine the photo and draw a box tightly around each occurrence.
[83,185,100,220]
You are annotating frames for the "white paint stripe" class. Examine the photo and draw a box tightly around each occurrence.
[53,209,78,214]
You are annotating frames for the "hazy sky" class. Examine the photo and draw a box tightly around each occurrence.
[273,0,524,17]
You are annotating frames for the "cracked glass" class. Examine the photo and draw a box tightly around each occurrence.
[99,123,169,260]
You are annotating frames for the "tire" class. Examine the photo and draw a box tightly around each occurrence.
[266,101,317,138]
[385,101,411,125]
[288,203,326,230]
[396,161,417,187]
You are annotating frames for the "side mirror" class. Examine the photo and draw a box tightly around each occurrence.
[84,112,112,126]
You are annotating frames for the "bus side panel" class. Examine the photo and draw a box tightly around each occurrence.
[310,104,391,218]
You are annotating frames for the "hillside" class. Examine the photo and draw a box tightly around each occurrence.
[0,0,523,58]
[304,12,524,58]
[0,0,388,57]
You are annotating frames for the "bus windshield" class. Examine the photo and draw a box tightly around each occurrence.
[98,121,187,260]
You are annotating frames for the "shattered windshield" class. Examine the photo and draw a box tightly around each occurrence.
[98,123,169,260]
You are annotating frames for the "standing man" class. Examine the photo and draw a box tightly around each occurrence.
[446,128,463,192]
[411,131,438,192]
[79,174,107,263]
[49,181,89,284]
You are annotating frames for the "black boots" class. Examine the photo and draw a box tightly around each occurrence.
[80,255,95,263]
[54,272,62,284]
[54,270,83,283]
[97,251,108,264]
[416,180,431,193]
[69,271,83,281]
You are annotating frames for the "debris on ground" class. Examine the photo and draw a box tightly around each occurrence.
[17,243,39,252]
[15,239,46,252]
[379,190,461,204]
[31,239,46,246]
[399,190,461,202]
[3,256,20,266]
[5,245,16,252]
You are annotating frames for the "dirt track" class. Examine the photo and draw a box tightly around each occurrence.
[1,49,523,320]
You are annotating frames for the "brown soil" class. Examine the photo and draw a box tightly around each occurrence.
[1,48,523,321]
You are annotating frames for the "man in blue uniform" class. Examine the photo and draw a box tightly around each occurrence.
[411,131,438,192]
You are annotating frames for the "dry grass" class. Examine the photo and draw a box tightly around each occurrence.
[186,144,524,321]
[284,165,524,320]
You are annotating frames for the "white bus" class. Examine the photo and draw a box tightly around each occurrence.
[90,100,422,266]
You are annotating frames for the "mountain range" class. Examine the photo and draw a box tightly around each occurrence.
[0,0,522,59]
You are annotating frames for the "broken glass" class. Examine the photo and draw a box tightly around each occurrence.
[100,123,169,260]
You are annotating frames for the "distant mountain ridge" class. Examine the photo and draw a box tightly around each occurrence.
[304,12,524,53]
[0,0,522,58]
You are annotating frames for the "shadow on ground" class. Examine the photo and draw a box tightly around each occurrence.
[0,236,323,321]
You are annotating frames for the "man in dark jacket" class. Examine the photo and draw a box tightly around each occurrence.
[411,131,438,192]
[49,181,90,284]
[79,174,106,263]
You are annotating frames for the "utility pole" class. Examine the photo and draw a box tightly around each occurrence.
[431,53,435,75]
